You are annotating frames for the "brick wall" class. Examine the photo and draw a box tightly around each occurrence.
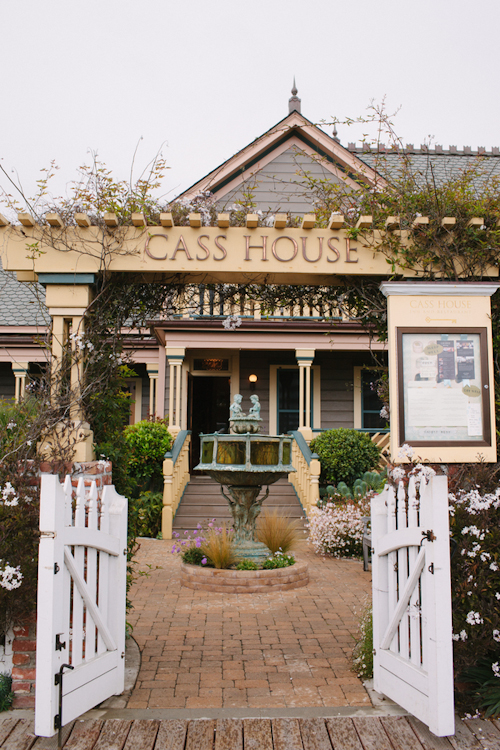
[11,460,113,708]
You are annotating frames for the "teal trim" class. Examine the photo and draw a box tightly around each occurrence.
[165,430,191,465]
[37,273,95,285]
[291,430,313,466]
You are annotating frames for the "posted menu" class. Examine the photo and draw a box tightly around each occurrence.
[400,331,486,443]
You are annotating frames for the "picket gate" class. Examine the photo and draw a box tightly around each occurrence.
[371,474,455,737]
[35,474,128,738]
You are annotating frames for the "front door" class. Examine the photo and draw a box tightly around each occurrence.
[188,375,230,470]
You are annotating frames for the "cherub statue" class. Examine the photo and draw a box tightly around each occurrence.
[229,394,245,419]
[249,394,261,419]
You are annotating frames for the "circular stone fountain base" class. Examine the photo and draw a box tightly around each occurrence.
[180,562,309,594]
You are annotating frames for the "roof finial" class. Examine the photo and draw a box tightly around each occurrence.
[333,121,340,143]
[289,78,301,114]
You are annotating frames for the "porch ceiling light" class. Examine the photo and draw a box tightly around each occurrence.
[249,374,258,383]
[301,214,316,229]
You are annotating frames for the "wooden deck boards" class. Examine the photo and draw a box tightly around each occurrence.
[1,717,499,750]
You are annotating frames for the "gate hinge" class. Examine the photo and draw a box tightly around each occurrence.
[54,714,61,730]
[428,563,435,575]
[54,562,60,574]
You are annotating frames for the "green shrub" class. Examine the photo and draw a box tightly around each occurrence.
[262,551,295,569]
[129,491,164,539]
[461,657,500,718]
[352,604,373,679]
[182,546,206,566]
[124,418,172,493]
[310,429,380,487]
[0,673,13,712]
[236,559,259,570]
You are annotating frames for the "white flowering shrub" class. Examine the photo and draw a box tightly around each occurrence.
[448,484,500,715]
[308,497,370,558]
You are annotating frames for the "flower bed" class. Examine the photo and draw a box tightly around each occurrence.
[180,560,309,593]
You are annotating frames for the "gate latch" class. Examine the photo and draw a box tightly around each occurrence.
[55,634,66,651]
[421,529,436,544]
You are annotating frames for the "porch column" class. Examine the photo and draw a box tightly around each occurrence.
[295,349,315,442]
[44,282,95,461]
[12,362,29,402]
[146,363,159,417]
[166,347,185,438]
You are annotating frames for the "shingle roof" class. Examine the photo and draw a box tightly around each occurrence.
[354,149,500,187]
[0,260,50,326]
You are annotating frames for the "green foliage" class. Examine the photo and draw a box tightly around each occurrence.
[262,551,295,569]
[329,470,387,502]
[181,546,206,566]
[128,491,164,539]
[0,673,14,712]
[352,604,373,680]
[310,429,380,487]
[236,559,259,570]
[124,418,172,494]
[460,658,500,718]
[0,401,40,637]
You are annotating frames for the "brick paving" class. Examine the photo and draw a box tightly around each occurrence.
[126,539,372,710]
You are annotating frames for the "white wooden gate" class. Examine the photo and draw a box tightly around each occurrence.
[35,475,127,737]
[372,474,455,737]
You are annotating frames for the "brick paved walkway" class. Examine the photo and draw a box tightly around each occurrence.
[126,540,372,710]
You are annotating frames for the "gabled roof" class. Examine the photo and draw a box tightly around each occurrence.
[178,111,386,203]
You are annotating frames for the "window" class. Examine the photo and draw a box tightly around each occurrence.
[354,367,387,432]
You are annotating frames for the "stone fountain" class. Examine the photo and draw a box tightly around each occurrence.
[194,394,295,563]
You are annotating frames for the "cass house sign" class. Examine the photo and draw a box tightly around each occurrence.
[0,223,428,283]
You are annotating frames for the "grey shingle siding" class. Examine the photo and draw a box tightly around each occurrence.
[0,260,50,326]
[215,147,345,216]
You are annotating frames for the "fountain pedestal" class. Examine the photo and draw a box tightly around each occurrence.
[195,432,295,563]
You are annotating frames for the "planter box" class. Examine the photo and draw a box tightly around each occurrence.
[180,561,309,593]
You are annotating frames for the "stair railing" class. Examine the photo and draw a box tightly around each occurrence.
[162,430,191,539]
[289,431,321,519]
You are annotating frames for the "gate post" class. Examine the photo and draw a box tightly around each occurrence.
[371,484,390,696]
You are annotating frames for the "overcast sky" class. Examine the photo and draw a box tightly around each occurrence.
[1,0,499,208]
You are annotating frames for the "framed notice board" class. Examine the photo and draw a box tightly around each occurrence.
[397,328,491,447]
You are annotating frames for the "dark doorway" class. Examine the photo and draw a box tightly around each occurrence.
[188,375,230,470]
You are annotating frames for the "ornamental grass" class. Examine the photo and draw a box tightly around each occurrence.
[255,508,303,554]
[200,524,239,569]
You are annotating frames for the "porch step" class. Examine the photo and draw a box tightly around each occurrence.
[172,475,306,534]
